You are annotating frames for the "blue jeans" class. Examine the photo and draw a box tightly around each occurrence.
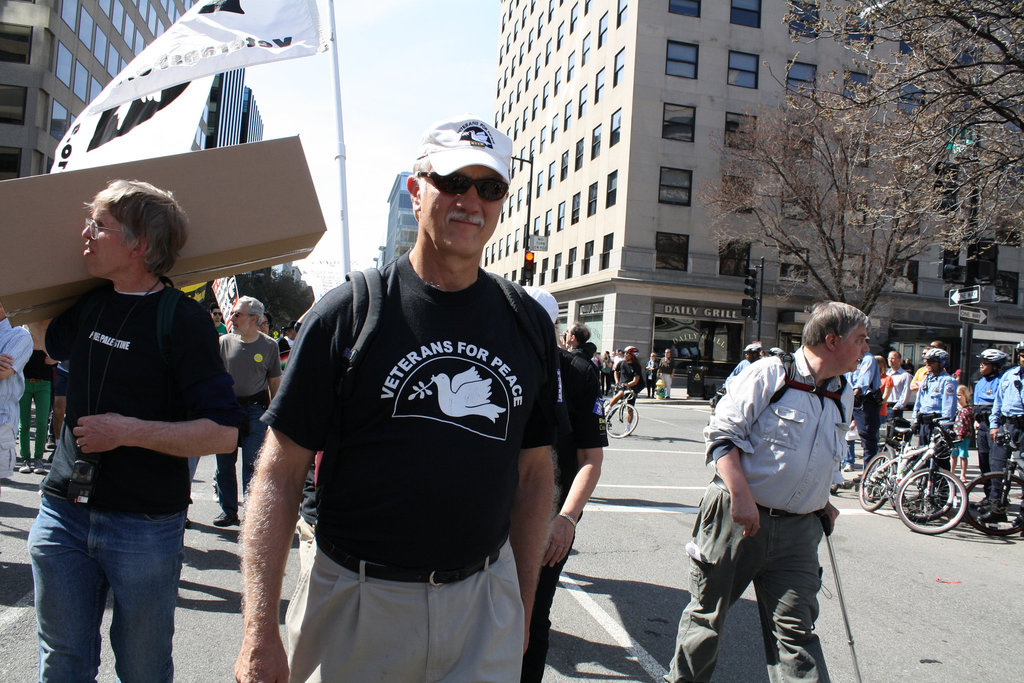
[215,404,267,516]
[28,494,185,682]
[853,402,881,465]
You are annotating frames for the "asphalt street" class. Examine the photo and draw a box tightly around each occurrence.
[1,398,1022,682]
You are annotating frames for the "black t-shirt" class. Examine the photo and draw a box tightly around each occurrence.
[555,347,607,500]
[43,286,239,513]
[24,349,51,381]
[264,255,560,570]
[617,358,642,388]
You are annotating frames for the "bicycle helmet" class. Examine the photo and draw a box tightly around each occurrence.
[921,347,949,363]
[978,349,1009,367]
[767,347,786,357]
[743,342,763,355]
[624,346,639,355]
[1016,340,1024,353]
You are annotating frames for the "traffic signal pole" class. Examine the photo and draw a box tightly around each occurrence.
[512,153,535,285]
[757,255,765,341]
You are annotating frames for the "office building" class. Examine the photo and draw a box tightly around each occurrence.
[488,0,1023,384]
[205,68,262,149]
[382,171,417,267]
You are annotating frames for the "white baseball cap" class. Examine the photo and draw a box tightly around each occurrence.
[524,286,558,324]
[416,115,513,182]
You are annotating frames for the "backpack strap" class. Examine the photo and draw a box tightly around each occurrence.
[338,267,385,401]
[769,353,847,422]
[490,273,552,363]
[155,285,183,365]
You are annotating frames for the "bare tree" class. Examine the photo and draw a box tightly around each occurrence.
[705,103,945,314]
[796,0,1024,243]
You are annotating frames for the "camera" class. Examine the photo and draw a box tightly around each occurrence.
[67,459,98,503]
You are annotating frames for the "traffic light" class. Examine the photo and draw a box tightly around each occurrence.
[941,248,964,284]
[741,298,758,318]
[744,268,758,298]
[933,162,960,213]
[522,250,536,282]
[966,240,998,285]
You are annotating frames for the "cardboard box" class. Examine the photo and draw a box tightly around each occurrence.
[0,136,326,325]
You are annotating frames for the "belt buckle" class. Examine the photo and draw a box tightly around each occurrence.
[429,570,441,586]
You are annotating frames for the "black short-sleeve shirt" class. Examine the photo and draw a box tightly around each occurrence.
[263,255,559,570]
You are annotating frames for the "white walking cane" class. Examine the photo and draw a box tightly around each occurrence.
[823,530,863,683]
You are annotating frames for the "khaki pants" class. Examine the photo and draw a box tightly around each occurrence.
[286,540,523,683]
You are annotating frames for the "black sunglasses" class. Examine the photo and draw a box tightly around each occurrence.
[416,171,509,201]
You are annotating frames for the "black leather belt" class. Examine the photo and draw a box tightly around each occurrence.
[316,535,502,586]
[757,504,803,518]
[1005,415,1024,428]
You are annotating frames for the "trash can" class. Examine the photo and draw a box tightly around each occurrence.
[687,365,706,399]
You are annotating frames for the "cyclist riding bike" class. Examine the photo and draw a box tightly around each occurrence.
[608,346,643,410]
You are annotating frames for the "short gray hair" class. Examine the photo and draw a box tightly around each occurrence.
[802,302,869,347]
[237,296,265,323]
[89,179,188,276]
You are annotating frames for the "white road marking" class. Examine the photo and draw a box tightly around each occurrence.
[605,448,705,455]
[559,575,668,682]
[598,484,706,490]
[587,503,699,514]
[0,591,34,636]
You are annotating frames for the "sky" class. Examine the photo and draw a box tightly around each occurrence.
[244,0,501,274]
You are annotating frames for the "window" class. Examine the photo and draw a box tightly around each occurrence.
[591,124,602,158]
[78,7,94,48]
[722,175,754,213]
[996,271,1019,305]
[725,112,756,149]
[601,233,613,269]
[587,182,598,216]
[536,171,543,198]
[844,71,868,100]
[898,84,923,114]
[718,241,750,276]
[106,43,119,76]
[567,247,577,278]
[564,101,573,130]
[540,126,547,149]
[663,104,695,142]
[545,209,553,235]
[0,146,20,180]
[670,0,700,16]
[787,61,816,94]
[548,161,555,189]
[73,61,89,101]
[582,33,591,65]
[606,170,618,207]
[56,42,73,87]
[560,151,569,179]
[583,240,594,275]
[571,192,581,224]
[557,22,565,50]
[578,86,587,117]
[554,67,562,95]
[61,0,77,29]
[92,29,106,63]
[0,85,27,124]
[598,12,609,47]
[49,99,70,140]
[0,24,31,64]
[613,49,625,86]
[728,51,758,88]
[557,201,566,230]
[659,167,692,206]
[779,248,809,282]
[570,4,579,33]
[731,0,760,28]
[542,82,549,108]
[789,1,819,37]
[567,52,576,82]
[545,38,552,65]
[666,41,698,79]
[656,232,689,271]
[595,68,605,102]
[553,252,561,282]
[551,114,558,141]
[610,109,622,146]
[617,0,627,27]
[575,138,584,170]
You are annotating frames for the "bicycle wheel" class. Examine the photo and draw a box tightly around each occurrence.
[859,455,897,512]
[894,469,967,535]
[605,403,630,438]
[963,474,1024,536]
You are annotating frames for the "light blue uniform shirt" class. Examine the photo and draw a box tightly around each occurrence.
[852,352,880,393]
[0,318,34,430]
[991,366,1024,429]
[912,369,957,424]
[974,373,1000,407]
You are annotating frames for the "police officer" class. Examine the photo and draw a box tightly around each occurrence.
[724,342,763,391]
[852,349,882,466]
[912,347,957,465]
[986,342,1024,522]
[975,349,1009,501]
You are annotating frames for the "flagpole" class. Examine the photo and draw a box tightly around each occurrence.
[326,0,351,274]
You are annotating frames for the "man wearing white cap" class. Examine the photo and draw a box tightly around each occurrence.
[235,116,560,682]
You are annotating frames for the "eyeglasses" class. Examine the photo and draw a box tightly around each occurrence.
[85,217,124,240]
[230,310,254,319]
[212,311,223,317]
[416,171,509,201]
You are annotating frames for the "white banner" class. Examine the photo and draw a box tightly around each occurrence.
[53,0,325,172]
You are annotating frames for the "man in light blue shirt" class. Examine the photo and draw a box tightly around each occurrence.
[852,350,882,465]
[666,302,866,683]
[912,347,957,463]
[0,302,33,492]
[723,341,762,391]
[885,350,912,421]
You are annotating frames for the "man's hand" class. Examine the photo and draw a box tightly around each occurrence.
[991,427,999,442]
[73,413,135,452]
[0,353,14,380]
[542,515,575,567]
[235,630,289,683]
[817,502,839,536]
[729,488,760,537]
[715,447,759,536]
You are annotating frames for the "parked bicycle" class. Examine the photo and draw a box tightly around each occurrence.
[604,386,639,438]
[963,433,1024,536]
[858,417,925,512]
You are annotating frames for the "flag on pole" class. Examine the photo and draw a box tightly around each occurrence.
[53,0,326,172]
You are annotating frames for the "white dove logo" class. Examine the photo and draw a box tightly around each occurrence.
[430,368,506,422]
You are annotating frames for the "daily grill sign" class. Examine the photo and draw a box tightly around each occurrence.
[53,0,326,172]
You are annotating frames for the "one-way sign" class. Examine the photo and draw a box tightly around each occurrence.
[948,285,981,306]
[958,305,989,325]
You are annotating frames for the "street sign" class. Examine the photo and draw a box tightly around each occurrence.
[530,234,549,251]
[948,285,981,306]
[958,305,989,325]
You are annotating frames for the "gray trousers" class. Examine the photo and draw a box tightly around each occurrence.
[666,485,830,683]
